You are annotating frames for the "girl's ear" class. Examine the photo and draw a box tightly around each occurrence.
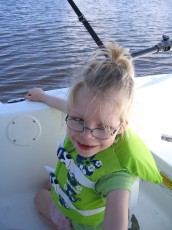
[117,120,128,134]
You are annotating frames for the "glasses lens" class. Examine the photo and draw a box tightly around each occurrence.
[92,129,111,140]
[66,119,83,132]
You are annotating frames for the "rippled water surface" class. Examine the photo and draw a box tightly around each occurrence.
[0,0,172,102]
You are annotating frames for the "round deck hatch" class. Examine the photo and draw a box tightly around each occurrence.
[8,115,41,145]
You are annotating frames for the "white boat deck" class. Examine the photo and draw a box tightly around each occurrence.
[136,181,172,229]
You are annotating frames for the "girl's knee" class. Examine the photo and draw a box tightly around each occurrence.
[34,189,51,215]
[34,192,38,207]
[34,189,43,207]
[34,189,74,229]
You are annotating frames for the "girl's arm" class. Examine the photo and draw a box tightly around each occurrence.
[103,189,130,230]
[25,88,67,113]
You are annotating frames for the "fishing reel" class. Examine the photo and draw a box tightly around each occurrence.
[131,35,172,59]
[156,35,172,52]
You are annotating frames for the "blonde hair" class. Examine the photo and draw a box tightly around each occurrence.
[67,42,135,128]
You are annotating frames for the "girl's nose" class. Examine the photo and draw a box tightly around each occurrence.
[80,128,95,139]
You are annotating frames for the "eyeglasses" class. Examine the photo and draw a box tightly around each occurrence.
[65,115,119,140]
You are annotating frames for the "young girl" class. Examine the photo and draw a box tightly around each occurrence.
[26,43,162,230]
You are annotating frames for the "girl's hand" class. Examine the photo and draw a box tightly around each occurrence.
[25,88,45,102]
[25,87,67,112]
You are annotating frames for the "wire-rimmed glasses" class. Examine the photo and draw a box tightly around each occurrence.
[65,115,119,140]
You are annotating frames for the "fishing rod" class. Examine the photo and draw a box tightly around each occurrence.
[67,0,104,48]
[67,0,172,59]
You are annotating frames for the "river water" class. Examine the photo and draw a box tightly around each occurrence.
[0,0,172,103]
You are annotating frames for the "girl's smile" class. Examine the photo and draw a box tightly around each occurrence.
[76,141,98,151]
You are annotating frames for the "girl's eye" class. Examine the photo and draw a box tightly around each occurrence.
[97,126,105,131]
[98,124,108,130]
[72,117,84,122]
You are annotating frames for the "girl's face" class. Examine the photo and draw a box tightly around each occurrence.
[67,87,124,158]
